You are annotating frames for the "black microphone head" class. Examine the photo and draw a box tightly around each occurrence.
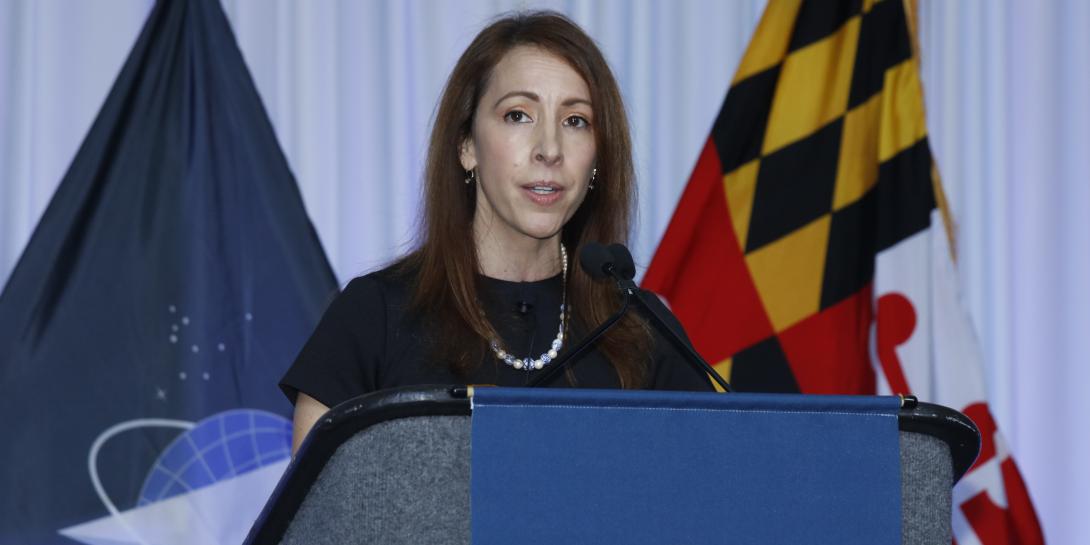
[606,243,636,280]
[579,242,614,280]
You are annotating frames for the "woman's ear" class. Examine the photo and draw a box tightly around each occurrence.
[459,136,477,172]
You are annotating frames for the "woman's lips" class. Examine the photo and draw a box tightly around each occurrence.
[522,183,564,206]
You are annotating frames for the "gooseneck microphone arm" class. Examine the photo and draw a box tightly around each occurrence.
[527,243,632,387]
[526,292,628,387]
[601,243,732,392]
[528,243,732,392]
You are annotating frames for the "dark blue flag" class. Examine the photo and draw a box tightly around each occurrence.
[0,1,337,543]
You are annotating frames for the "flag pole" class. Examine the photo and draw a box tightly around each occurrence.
[902,0,959,263]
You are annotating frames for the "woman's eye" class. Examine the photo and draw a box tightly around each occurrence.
[565,115,590,129]
[504,111,531,123]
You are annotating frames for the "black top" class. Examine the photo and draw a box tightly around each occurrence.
[280,264,713,408]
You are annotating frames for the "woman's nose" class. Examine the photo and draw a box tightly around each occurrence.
[533,123,562,166]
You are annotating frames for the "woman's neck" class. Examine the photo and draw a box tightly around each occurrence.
[474,224,562,282]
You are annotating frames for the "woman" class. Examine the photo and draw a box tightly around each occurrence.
[281,11,711,453]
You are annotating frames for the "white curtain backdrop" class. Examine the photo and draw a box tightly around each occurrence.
[1,1,1086,542]
[917,3,1090,541]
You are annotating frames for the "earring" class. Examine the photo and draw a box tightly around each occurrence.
[589,167,598,190]
[465,169,476,185]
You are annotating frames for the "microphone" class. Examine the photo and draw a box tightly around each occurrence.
[529,242,732,392]
[601,243,731,391]
[578,242,614,280]
[515,301,533,315]
[527,243,630,387]
[606,243,636,281]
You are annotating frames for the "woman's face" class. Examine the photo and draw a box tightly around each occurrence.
[461,46,596,247]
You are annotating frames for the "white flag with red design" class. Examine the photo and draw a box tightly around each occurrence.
[872,209,1045,544]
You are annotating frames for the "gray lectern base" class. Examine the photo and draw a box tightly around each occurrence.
[281,417,471,545]
[246,387,979,545]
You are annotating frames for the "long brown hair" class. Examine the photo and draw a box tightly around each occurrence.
[399,10,651,387]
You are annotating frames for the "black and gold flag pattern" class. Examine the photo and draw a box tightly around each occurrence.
[646,0,934,394]
[645,1,1047,543]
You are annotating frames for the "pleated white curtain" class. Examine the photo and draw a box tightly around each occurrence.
[918,3,1090,541]
[214,0,768,279]
[1,1,1086,542]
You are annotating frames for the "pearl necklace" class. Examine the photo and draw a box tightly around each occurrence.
[489,244,568,371]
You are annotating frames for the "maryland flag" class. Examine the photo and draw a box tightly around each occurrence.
[643,0,1046,543]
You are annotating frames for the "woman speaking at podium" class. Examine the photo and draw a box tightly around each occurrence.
[281,11,712,452]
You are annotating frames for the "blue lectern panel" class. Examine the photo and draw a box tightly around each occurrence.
[471,388,901,545]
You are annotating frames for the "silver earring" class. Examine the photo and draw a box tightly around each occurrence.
[465,169,476,185]
[589,167,598,190]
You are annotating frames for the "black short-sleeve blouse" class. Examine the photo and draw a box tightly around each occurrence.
[279,264,713,408]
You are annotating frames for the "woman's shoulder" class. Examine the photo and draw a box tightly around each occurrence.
[280,264,416,407]
[339,261,417,311]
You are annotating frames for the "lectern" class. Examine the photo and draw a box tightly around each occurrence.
[245,386,979,545]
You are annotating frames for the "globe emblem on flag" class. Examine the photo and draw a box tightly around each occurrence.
[137,410,291,507]
[59,410,294,545]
